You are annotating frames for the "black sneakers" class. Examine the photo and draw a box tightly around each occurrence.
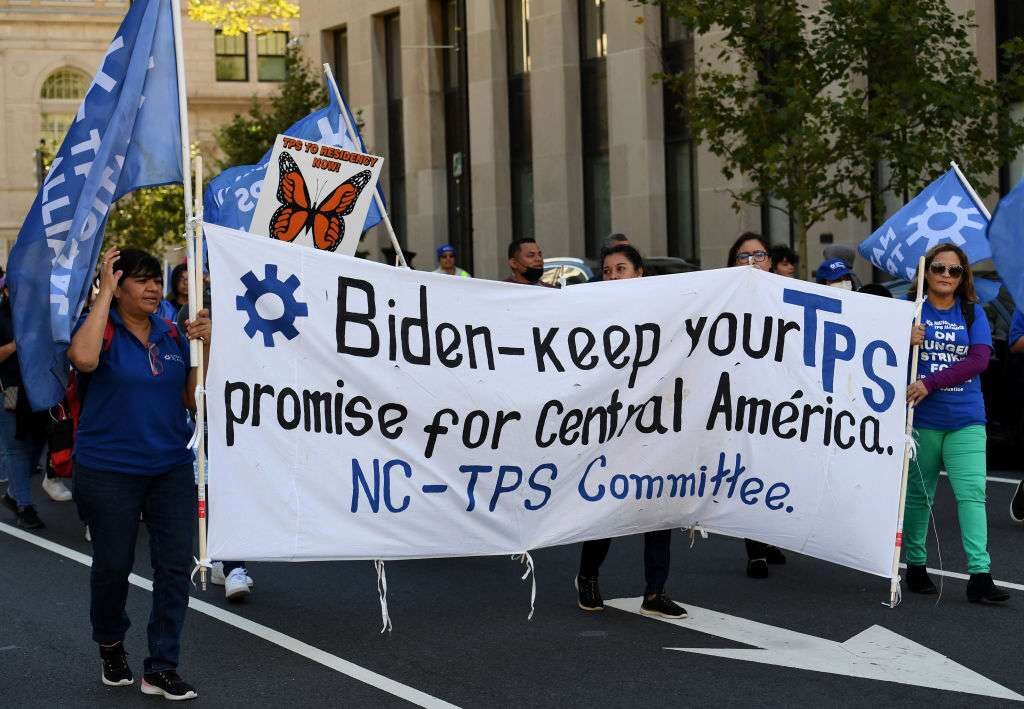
[765,546,787,565]
[99,642,133,687]
[15,505,44,530]
[1011,480,1024,523]
[905,564,938,595]
[746,558,769,579]
[2,492,17,515]
[966,573,1010,604]
[140,670,198,700]
[640,593,688,619]
[575,575,603,611]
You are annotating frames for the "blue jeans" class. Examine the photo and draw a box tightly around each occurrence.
[74,463,194,673]
[0,408,43,508]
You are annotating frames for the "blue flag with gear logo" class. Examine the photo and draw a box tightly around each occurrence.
[987,176,1024,310]
[858,168,990,281]
[7,0,182,411]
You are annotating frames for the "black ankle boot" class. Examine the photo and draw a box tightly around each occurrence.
[905,564,937,594]
[966,573,1009,604]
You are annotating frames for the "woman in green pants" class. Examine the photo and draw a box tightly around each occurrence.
[904,243,1008,604]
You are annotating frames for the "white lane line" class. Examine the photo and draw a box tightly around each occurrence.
[0,522,459,709]
[898,563,1024,591]
[939,472,1020,485]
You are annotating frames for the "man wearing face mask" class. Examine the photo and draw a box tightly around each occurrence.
[814,257,855,290]
[505,238,553,286]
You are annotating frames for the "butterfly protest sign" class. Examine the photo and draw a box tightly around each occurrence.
[249,134,384,255]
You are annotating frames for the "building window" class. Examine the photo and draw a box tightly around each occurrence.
[443,0,473,264]
[580,0,609,258]
[39,67,88,151]
[215,30,248,82]
[41,68,89,100]
[997,0,1024,193]
[330,27,349,95]
[384,13,406,245]
[661,11,698,262]
[507,0,534,240]
[257,31,288,81]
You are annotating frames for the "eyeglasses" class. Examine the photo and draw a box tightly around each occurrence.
[928,263,965,278]
[146,342,164,376]
[736,251,769,264]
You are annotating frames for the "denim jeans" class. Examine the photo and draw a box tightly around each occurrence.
[579,530,673,595]
[0,408,43,508]
[74,463,194,673]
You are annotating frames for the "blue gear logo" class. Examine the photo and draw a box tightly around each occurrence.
[235,264,308,346]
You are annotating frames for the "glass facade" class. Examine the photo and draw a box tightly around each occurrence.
[442,0,473,263]
[384,13,407,244]
[661,11,697,262]
[579,0,609,258]
[507,0,534,240]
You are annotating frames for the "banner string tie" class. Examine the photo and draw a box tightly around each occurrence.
[190,557,212,588]
[686,524,709,549]
[374,560,392,634]
[512,552,536,620]
[888,579,903,609]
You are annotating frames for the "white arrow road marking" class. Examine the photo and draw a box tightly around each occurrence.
[606,598,1023,702]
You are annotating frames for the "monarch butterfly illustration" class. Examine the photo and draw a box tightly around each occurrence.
[270,151,372,252]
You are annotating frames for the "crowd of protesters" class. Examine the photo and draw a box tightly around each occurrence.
[1,231,1022,701]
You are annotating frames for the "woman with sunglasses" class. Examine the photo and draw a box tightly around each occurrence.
[68,248,211,698]
[903,244,1008,604]
[574,244,687,619]
[725,233,789,577]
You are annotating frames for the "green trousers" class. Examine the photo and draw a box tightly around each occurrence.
[903,425,991,574]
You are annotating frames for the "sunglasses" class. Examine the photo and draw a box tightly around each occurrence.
[146,342,164,377]
[928,263,965,278]
[736,250,769,264]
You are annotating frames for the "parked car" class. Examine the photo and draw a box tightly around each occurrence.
[881,273,1023,466]
[541,258,593,287]
[643,256,701,277]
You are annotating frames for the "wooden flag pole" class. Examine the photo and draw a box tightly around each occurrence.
[322,63,409,269]
[889,255,927,607]
[192,154,209,590]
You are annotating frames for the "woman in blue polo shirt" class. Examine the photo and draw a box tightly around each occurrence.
[903,243,1008,604]
[68,248,210,699]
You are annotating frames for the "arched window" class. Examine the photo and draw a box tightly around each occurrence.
[40,67,89,150]
[41,68,89,100]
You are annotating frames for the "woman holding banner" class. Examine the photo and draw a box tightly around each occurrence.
[574,244,687,620]
[903,244,1008,604]
[68,247,210,699]
[726,233,789,578]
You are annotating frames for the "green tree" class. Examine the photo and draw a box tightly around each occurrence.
[648,0,1024,275]
[215,46,329,169]
[104,184,185,255]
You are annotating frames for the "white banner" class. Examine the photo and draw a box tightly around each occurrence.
[249,134,383,255]
[206,224,914,577]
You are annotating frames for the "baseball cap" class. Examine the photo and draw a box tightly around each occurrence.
[815,257,852,281]
[437,244,455,258]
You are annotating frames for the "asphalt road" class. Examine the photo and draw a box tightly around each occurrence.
[2,469,1022,708]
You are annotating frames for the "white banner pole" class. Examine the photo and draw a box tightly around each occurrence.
[950,161,992,221]
[322,62,409,269]
[889,254,927,608]
[169,0,200,365]
[192,154,209,590]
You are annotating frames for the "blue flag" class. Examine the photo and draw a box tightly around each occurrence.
[204,81,384,233]
[987,177,1024,310]
[859,168,991,281]
[7,0,182,410]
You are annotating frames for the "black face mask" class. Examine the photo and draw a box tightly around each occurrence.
[522,266,545,283]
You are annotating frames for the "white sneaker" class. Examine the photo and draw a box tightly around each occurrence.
[210,561,225,585]
[224,567,252,602]
[41,476,72,502]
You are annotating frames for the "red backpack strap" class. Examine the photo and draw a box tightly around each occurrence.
[102,320,115,352]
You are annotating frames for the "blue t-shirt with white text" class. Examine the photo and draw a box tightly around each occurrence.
[914,299,990,431]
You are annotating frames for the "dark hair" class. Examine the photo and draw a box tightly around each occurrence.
[113,249,162,289]
[769,244,799,270]
[727,232,770,267]
[508,238,538,260]
[857,283,892,298]
[602,244,645,274]
[167,263,188,300]
[917,243,977,304]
